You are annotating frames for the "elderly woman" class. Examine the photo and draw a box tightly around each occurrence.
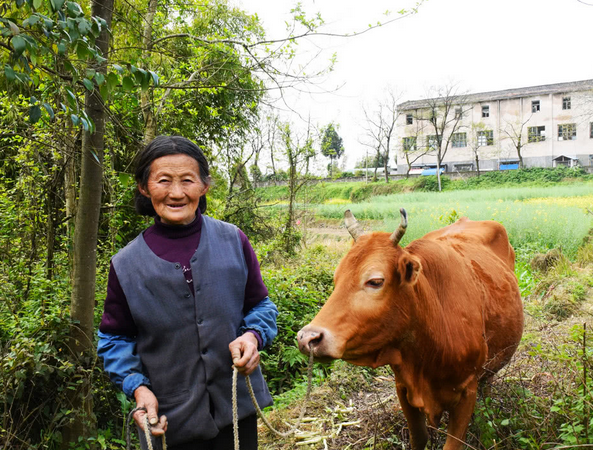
[97,135,278,450]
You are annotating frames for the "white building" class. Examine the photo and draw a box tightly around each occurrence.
[396,80,593,174]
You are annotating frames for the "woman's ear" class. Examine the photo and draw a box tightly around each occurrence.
[138,183,150,198]
[397,253,422,285]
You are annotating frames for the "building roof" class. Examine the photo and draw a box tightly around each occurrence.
[398,79,593,111]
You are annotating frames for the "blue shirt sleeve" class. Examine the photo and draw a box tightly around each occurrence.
[239,297,278,349]
[97,330,151,398]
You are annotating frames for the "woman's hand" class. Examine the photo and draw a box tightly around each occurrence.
[229,333,260,376]
[133,386,168,436]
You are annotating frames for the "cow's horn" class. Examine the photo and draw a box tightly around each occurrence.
[390,208,408,246]
[344,210,364,241]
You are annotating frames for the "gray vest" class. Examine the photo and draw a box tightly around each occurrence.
[112,216,272,445]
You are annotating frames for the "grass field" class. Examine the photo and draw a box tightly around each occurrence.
[310,184,593,258]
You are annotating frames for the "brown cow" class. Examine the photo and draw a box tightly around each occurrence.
[297,209,523,450]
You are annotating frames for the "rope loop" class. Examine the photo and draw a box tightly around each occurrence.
[232,344,316,450]
[126,406,167,450]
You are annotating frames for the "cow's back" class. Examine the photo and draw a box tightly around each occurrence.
[411,217,523,377]
[422,217,515,271]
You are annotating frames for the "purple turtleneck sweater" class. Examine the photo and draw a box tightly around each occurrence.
[99,210,269,340]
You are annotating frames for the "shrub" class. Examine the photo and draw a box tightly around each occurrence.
[259,245,337,394]
[412,175,451,192]
[470,323,593,449]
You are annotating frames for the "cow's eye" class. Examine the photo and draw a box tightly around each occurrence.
[366,278,384,288]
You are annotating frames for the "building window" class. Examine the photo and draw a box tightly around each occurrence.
[528,126,546,143]
[532,100,540,113]
[558,123,577,141]
[403,137,417,151]
[452,132,467,148]
[482,105,489,118]
[455,107,462,119]
[455,163,473,172]
[426,135,440,151]
[477,130,494,146]
[562,96,571,110]
[406,114,413,125]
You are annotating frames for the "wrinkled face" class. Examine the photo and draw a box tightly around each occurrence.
[139,154,209,226]
[297,233,421,368]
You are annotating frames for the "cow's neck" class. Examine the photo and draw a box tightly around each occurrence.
[389,268,487,416]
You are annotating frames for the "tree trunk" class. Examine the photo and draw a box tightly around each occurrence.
[284,146,297,254]
[383,152,389,183]
[64,152,77,235]
[436,156,442,192]
[63,0,114,445]
[475,154,480,178]
[269,147,277,184]
[46,177,57,283]
[141,0,159,145]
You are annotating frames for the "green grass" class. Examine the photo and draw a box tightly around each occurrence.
[256,167,593,204]
[311,184,593,258]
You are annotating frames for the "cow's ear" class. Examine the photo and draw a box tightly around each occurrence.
[398,253,421,285]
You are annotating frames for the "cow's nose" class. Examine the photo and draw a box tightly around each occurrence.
[297,327,324,355]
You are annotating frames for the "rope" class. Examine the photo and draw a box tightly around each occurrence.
[232,347,316,450]
[126,406,167,450]
[126,346,315,450]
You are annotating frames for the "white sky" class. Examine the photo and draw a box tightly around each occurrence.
[237,0,593,169]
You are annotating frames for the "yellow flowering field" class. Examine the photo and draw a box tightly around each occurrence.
[314,184,593,258]
[522,194,593,210]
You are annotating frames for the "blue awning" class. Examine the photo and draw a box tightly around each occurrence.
[421,168,445,176]
[500,163,519,170]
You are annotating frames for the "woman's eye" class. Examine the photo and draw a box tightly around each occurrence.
[366,278,384,288]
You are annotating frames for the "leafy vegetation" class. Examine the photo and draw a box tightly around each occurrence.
[257,166,592,204]
[1,0,593,446]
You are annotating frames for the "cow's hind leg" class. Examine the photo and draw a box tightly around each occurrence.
[443,378,478,450]
[396,385,429,450]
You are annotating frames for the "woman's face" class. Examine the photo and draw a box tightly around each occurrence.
[139,154,209,225]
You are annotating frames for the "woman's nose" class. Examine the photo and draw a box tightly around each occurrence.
[169,181,184,197]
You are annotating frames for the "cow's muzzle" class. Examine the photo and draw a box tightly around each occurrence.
[297,325,339,362]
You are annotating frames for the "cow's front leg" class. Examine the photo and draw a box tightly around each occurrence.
[396,384,428,450]
[443,378,478,450]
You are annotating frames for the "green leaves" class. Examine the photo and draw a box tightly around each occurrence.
[4,65,15,81]
[42,103,55,119]
[122,76,134,91]
[106,72,118,91]
[94,72,105,86]
[29,105,42,123]
[50,0,66,12]
[82,78,94,91]
[77,19,91,35]
[11,35,27,55]
[149,70,159,87]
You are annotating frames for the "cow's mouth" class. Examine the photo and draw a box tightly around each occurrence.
[305,337,335,363]
[341,347,386,369]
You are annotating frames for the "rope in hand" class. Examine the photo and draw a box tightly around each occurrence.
[232,345,316,450]
[125,345,315,450]
[126,406,167,450]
